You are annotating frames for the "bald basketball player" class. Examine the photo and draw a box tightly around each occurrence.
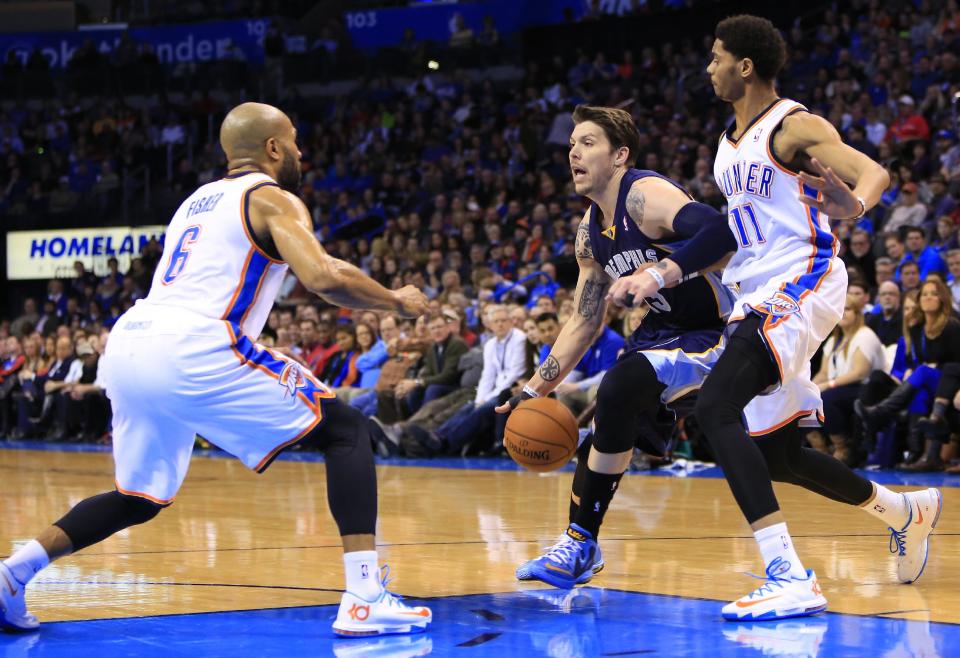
[1,103,433,637]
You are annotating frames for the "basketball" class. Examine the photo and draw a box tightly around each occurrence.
[504,397,579,472]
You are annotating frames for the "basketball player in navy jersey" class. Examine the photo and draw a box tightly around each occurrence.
[608,15,941,620]
[498,104,740,588]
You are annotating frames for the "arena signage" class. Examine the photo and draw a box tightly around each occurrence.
[6,226,167,280]
[0,19,268,69]
[344,0,584,50]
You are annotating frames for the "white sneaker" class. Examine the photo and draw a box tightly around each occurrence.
[890,488,943,584]
[0,563,38,633]
[722,563,827,621]
[332,567,432,637]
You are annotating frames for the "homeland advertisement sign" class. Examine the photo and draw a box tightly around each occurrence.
[7,226,167,280]
[0,19,268,69]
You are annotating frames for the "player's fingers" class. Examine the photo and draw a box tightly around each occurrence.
[797,170,824,188]
[797,195,823,211]
[494,403,510,414]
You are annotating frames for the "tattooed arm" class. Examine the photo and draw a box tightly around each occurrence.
[517,213,611,398]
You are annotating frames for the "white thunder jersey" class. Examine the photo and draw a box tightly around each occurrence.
[145,170,287,338]
[104,170,334,504]
[713,98,847,434]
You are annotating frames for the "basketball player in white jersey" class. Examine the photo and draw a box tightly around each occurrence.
[0,103,433,637]
[608,15,941,621]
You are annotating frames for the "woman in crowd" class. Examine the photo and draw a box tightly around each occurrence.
[811,294,887,465]
[857,280,960,467]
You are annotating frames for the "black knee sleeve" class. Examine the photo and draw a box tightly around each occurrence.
[54,490,164,552]
[593,354,664,454]
[301,402,378,537]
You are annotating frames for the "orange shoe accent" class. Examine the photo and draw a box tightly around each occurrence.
[347,604,370,621]
[735,595,782,609]
[399,609,431,618]
[811,581,822,596]
[544,563,573,575]
[914,504,924,525]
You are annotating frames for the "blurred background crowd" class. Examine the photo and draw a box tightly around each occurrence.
[1,0,960,472]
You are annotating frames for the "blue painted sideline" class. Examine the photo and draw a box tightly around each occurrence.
[1,438,958,488]
[0,588,956,657]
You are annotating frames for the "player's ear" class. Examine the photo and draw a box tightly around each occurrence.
[615,146,629,167]
[264,136,282,162]
[740,57,753,80]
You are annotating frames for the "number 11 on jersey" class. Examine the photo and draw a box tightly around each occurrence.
[730,203,765,248]
[161,225,202,285]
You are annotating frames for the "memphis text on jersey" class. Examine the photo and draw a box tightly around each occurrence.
[716,160,776,199]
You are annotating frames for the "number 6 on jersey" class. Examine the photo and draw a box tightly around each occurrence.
[161,225,202,285]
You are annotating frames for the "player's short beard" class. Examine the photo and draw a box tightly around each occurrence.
[277,146,302,192]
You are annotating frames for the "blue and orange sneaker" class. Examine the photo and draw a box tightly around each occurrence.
[522,524,600,589]
[721,558,827,621]
[517,531,604,582]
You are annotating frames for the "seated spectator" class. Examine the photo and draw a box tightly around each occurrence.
[932,215,959,255]
[856,280,960,467]
[354,321,387,391]
[322,323,360,388]
[10,336,51,438]
[947,249,960,311]
[842,228,876,287]
[63,339,110,442]
[900,261,921,294]
[0,336,26,435]
[866,281,903,347]
[810,295,886,465]
[407,305,527,455]
[10,298,38,338]
[305,320,339,376]
[884,183,927,234]
[388,313,468,418]
[874,256,896,288]
[901,225,947,280]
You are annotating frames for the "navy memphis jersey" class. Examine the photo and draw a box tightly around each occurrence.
[588,168,736,350]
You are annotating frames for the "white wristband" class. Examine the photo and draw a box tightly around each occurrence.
[522,385,540,398]
[645,267,666,290]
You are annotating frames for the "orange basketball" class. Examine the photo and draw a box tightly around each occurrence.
[504,397,579,472]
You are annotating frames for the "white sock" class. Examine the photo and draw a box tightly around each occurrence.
[343,550,381,600]
[754,522,807,580]
[862,484,909,529]
[3,540,50,587]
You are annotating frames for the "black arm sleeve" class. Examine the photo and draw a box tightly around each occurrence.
[666,202,739,276]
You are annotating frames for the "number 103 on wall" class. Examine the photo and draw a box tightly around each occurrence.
[729,203,765,247]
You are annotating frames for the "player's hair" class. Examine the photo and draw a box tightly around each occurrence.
[715,15,787,82]
[833,293,866,359]
[572,105,640,167]
[534,312,559,325]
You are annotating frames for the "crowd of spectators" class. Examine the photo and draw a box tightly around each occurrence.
[2,0,960,471]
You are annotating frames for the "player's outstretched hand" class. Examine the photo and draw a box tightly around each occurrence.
[495,387,536,415]
[394,285,430,318]
[798,157,862,220]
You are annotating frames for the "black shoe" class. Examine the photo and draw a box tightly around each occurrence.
[898,457,945,472]
[407,425,443,456]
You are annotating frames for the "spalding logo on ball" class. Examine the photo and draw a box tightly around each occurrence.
[504,397,579,472]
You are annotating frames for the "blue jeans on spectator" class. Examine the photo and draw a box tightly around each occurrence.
[404,384,456,417]
[906,365,940,415]
[435,398,497,452]
[350,390,378,417]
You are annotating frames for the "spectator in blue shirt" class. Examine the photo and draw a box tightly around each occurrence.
[901,226,947,281]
